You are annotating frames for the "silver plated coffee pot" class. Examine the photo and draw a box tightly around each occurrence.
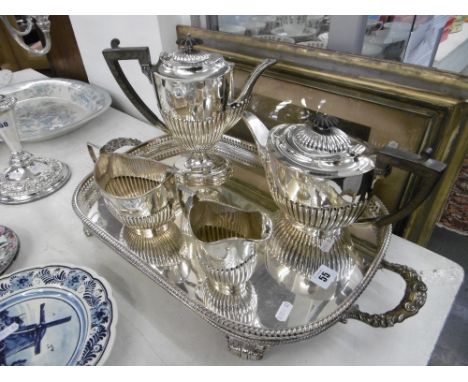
[103,35,276,187]
[242,101,447,235]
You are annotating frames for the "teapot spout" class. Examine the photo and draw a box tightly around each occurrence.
[231,58,276,107]
[242,111,270,162]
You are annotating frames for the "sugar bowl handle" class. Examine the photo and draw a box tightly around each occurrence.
[360,146,446,226]
[87,137,142,163]
[102,39,164,128]
[340,260,427,327]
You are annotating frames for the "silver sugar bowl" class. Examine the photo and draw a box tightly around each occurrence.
[91,150,177,237]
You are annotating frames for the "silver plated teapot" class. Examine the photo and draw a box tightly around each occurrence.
[242,102,447,235]
[103,35,276,187]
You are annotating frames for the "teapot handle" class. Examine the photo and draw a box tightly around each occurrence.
[358,145,446,226]
[102,39,165,129]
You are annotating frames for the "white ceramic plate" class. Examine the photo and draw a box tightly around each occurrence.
[0,78,111,142]
[0,264,117,365]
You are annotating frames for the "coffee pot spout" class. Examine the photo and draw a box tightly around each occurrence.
[231,58,276,108]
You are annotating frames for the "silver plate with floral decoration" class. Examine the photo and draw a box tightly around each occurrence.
[0,79,111,142]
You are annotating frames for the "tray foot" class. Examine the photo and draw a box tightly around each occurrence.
[226,336,268,360]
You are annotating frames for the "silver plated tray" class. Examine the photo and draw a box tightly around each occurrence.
[72,134,427,360]
[0,79,111,142]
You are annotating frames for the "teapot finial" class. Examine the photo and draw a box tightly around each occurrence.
[317,99,327,113]
[176,33,203,53]
[310,99,340,134]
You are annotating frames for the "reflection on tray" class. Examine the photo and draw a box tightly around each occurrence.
[265,212,362,299]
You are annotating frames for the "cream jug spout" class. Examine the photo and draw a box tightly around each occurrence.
[231,59,276,108]
[242,111,270,162]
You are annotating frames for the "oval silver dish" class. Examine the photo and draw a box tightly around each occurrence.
[0,78,111,142]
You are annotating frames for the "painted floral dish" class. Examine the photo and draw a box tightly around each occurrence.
[0,265,116,365]
[0,226,19,276]
[0,79,111,142]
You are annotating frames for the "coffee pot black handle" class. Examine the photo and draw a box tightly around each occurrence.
[102,38,165,129]
[360,145,446,226]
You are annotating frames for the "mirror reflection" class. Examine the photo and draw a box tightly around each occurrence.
[207,15,468,74]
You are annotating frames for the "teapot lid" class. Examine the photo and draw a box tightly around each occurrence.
[270,101,374,176]
[154,34,231,81]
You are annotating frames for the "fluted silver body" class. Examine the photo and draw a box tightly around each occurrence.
[267,214,357,279]
[186,198,272,294]
[269,183,369,231]
[265,213,362,299]
[121,223,183,268]
[202,281,260,325]
[243,111,377,232]
[93,152,176,234]
[161,97,249,153]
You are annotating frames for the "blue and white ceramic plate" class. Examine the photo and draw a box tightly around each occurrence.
[0,225,20,276]
[0,79,111,142]
[0,265,116,365]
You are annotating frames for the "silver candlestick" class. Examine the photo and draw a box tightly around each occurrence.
[0,94,70,204]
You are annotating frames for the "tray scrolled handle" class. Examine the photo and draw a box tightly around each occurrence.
[102,39,163,127]
[340,260,427,328]
[359,145,447,227]
[87,137,142,163]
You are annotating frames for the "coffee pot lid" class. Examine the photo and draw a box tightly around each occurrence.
[154,34,231,81]
[271,100,374,176]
